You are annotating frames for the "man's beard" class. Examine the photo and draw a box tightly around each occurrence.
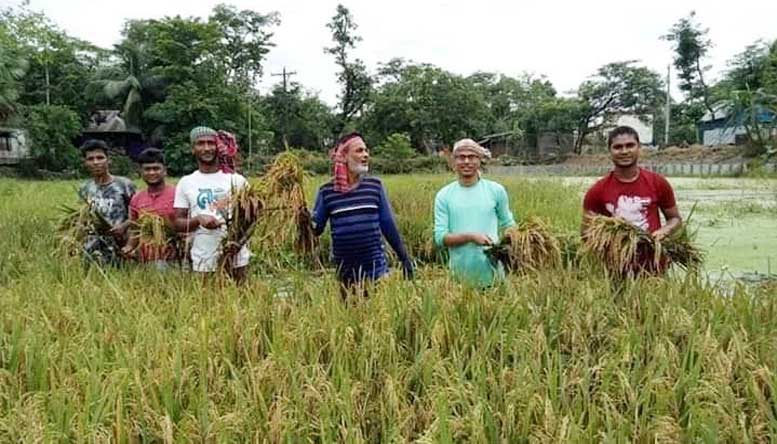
[348,159,369,176]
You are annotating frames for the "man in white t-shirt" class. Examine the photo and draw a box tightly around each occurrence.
[173,126,250,282]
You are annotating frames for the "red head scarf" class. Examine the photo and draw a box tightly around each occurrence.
[329,133,366,193]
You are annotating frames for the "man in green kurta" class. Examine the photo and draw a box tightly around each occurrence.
[434,138,516,288]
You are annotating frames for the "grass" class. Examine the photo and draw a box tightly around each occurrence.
[1,176,777,442]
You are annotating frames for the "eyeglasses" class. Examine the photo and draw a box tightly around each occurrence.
[454,154,480,161]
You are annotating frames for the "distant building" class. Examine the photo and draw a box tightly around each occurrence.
[81,110,144,158]
[697,103,775,146]
[0,128,30,165]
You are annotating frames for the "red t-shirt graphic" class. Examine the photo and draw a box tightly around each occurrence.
[583,168,676,233]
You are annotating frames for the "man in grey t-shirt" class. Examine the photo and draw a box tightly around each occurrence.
[77,139,136,266]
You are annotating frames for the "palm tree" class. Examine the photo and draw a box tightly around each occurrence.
[87,43,166,132]
[0,46,28,123]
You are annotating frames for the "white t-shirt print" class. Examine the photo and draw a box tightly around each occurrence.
[174,170,251,272]
[605,195,652,231]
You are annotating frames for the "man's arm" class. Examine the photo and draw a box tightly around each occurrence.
[495,184,516,230]
[310,189,328,237]
[653,206,682,241]
[434,190,491,248]
[173,208,220,232]
[377,186,413,278]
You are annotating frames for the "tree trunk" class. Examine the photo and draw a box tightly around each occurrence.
[44,64,50,106]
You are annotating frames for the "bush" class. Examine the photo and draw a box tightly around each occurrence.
[22,105,81,173]
[374,133,415,159]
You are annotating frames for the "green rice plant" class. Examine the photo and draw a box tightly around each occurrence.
[0,177,776,442]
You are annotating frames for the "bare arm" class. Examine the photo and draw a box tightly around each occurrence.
[173,208,220,232]
[653,206,682,240]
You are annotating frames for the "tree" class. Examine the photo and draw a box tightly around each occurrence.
[263,82,336,151]
[23,104,81,171]
[663,11,715,115]
[1,2,104,115]
[325,4,372,135]
[106,8,277,173]
[364,59,489,152]
[373,133,415,159]
[574,61,663,153]
[210,4,279,90]
[0,42,28,123]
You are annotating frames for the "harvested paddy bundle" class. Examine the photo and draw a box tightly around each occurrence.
[220,152,319,271]
[485,217,562,272]
[254,152,318,256]
[581,215,703,278]
[129,212,180,259]
[218,182,265,271]
[56,203,113,256]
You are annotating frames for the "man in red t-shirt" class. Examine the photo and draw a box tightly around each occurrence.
[582,126,683,272]
[122,148,178,265]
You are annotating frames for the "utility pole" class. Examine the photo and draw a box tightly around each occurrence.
[271,66,297,92]
[665,64,671,147]
[271,67,297,149]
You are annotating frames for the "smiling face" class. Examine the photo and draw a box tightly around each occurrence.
[453,147,481,179]
[140,162,166,186]
[192,136,217,165]
[608,133,641,169]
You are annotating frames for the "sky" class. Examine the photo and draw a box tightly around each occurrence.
[5,0,777,105]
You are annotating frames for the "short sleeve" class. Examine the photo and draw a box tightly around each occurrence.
[583,182,605,214]
[433,189,449,247]
[129,194,140,220]
[494,184,516,229]
[173,178,189,209]
[656,175,677,209]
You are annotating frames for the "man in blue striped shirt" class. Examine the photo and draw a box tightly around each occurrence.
[311,132,414,297]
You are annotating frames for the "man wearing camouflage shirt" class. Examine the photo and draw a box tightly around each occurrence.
[77,139,136,266]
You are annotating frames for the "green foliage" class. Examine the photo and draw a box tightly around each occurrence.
[1,2,105,117]
[22,104,80,172]
[2,177,777,441]
[663,11,715,114]
[263,83,336,152]
[325,4,373,133]
[373,132,415,159]
[574,61,664,152]
[0,30,28,122]
[364,59,490,151]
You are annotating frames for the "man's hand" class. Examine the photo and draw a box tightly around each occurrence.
[197,215,222,230]
[120,244,136,259]
[651,227,671,242]
[469,233,493,246]
[401,258,415,280]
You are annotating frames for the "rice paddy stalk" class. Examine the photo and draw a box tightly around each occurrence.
[485,217,562,273]
[581,215,703,278]
[56,203,114,256]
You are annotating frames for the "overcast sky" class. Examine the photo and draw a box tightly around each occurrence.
[6,0,777,105]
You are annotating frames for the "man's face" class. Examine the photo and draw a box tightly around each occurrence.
[346,140,370,174]
[83,149,109,178]
[192,136,217,165]
[140,162,166,186]
[609,134,641,168]
[453,148,481,178]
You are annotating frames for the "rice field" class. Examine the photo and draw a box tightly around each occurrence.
[1,175,777,442]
